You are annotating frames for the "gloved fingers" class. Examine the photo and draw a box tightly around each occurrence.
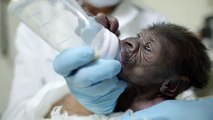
[72,59,122,87]
[53,46,95,77]
[70,80,127,114]
[71,77,127,97]
[71,78,118,96]
[94,80,127,101]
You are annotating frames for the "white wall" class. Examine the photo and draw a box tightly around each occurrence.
[138,0,213,32]
[0,0,19,115]
[0,57,13,115]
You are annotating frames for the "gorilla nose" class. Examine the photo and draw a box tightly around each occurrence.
[122,39,139,52]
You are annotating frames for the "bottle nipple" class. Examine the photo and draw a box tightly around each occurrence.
[80,19,120,59]
[99,29,120,59]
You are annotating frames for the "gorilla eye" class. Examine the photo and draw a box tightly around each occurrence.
[144,42,152,52]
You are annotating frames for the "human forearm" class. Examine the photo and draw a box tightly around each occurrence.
[45,94,92,118]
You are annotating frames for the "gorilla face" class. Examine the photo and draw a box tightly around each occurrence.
[118,30,169,87]
[115,23,211,112]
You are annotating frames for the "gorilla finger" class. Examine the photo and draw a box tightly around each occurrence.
[109,17,119,33]
[115,30,120,37]
[95,13,110,29]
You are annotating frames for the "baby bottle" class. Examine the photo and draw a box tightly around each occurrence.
[8,0,120,59]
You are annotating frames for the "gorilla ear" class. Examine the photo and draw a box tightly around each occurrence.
[160,76,190,98]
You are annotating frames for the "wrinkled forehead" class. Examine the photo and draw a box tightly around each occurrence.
[139,29,173,48]
[139,29,175,63]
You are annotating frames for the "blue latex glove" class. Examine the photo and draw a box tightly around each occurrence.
[53,46,127,114]
[122,98,213,120]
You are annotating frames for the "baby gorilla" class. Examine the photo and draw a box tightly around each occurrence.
[114,23,211,112]
[49,15,211,116]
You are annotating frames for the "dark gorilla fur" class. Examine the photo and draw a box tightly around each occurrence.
[148,23,211,89]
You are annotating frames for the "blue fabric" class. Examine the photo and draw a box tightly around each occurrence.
[53,46,127,114]
[122,98,213,120]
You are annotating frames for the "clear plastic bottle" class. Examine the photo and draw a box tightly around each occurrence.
[8,0,120,59]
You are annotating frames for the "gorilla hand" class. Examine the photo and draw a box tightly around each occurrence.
[96,13,120,37]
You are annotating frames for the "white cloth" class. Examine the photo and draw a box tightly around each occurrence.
[48,106,126,120]
[2,23,68,120]
[2,1,167,120]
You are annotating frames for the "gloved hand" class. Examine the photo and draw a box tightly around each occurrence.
[122,98,213,120]
[53,46,127,114]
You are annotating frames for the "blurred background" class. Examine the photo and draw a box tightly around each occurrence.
[0,0,213,116]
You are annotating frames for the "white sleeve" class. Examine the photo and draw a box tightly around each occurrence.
[2,23,55,120]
